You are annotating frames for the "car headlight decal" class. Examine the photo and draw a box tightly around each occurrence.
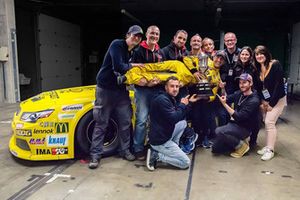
[20,109,54,123]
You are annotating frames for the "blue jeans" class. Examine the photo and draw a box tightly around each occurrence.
[133,87,160,153]
[151,120,190,169]
[90,86,132,160]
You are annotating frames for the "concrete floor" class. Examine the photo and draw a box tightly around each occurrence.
[0,100,300,200]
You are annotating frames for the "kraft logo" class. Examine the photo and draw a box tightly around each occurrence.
[33,129,53,134]
[62,104,83,111]
[46,134,68,147]
[16,129,32,136]
[55,123,69,133]
[51,148,68,155]
[29,138,45,145]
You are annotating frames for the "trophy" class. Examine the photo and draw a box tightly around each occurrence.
[195,53,213,97]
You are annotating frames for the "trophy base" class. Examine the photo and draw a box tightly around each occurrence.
[195,82,213,97]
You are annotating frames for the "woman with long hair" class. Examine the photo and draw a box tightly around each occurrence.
[254,45,286,161]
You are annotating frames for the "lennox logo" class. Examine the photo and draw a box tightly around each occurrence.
[62,104,83,111]
[55,123,69,133]
[51,148,68,155]
[33,129,53,134]
[46,135,68,147]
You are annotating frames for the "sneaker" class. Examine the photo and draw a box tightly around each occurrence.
[261,149,274,161]
[230,141,250,158]
[257,146,268,155]
[122,149,136,161]
[180,133,199,154]
[135,151,146,161]
[88,158,99,169]
[202,136,212,149]
[146,148,159,171]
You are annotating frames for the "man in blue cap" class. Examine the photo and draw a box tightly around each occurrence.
[89,25,144,169]
[212,73,260,158]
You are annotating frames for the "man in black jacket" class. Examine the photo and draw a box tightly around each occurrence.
[146,76,199,171]
[161,30,188,61]
[88,25,144,169]
[218,32,241,126]
[212,73,260,158]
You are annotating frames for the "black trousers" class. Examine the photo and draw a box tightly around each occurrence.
[212,122,251,154]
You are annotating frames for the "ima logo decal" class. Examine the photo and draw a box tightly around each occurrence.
[55,123,69,133]
[36,148,68,155]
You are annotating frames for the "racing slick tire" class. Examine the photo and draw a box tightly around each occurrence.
[75,110,119,158]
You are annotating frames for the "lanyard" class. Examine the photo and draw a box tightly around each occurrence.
[238,95,249,106]
[260,62,272,89]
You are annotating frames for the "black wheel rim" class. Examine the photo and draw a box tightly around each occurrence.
[85,119,118,147]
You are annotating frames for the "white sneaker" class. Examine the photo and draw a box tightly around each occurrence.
[257,146,268,155]
[261,149,274,161]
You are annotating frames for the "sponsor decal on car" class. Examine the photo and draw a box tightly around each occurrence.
[16,129,32,137]
[39,122,55,128]
[33,129,54,134]
[36,148,68,155]
[16,123,24,129]
[46,134,68,147]
[58,113,75,120]
[51,147,68,155]
[55,122,69,133]
[29,138,45,145]
[36,148,51,155]
[62,104,83,112]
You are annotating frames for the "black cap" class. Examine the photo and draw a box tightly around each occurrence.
[214,50,226,59]
[127,25,143,35]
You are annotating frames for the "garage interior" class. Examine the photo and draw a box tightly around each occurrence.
[13,0,300,100]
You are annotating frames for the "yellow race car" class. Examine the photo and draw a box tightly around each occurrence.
[9,85,133,161]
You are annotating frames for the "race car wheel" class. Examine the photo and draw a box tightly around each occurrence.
[75,110,119,157]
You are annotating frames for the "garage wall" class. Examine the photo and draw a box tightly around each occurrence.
[39,14,81,91]
[289,22,300,93]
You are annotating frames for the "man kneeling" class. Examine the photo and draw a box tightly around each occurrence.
[146,76,199,171]
[212,73,260,158]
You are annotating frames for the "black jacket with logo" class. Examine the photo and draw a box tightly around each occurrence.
[220,48,241,95]
[227,90,260,131]
[131,40,164,63]
[149,92,190,145]
[161,42,188,61]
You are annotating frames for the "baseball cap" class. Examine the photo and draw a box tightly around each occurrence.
[214,50,226,59]
[235,73,253,83]
[127,25,143,35]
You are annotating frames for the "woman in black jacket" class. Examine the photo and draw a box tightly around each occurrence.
[254,45,286,161]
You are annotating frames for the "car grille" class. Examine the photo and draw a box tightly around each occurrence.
[16,138,30,151]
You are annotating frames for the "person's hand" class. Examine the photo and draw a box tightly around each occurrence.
[189,94,200,103]
[180,95,190,105]
[260,103,267,113]
[147,78,160,87]
[216,94,226,105]
[262,100,269,106]
[131,63,145,68]
[193,72,201,82]
[137,78,148,86]
[266,105,273,112]
[219,81,226,89]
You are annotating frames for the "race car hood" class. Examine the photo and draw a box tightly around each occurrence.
[20,85,96,112]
